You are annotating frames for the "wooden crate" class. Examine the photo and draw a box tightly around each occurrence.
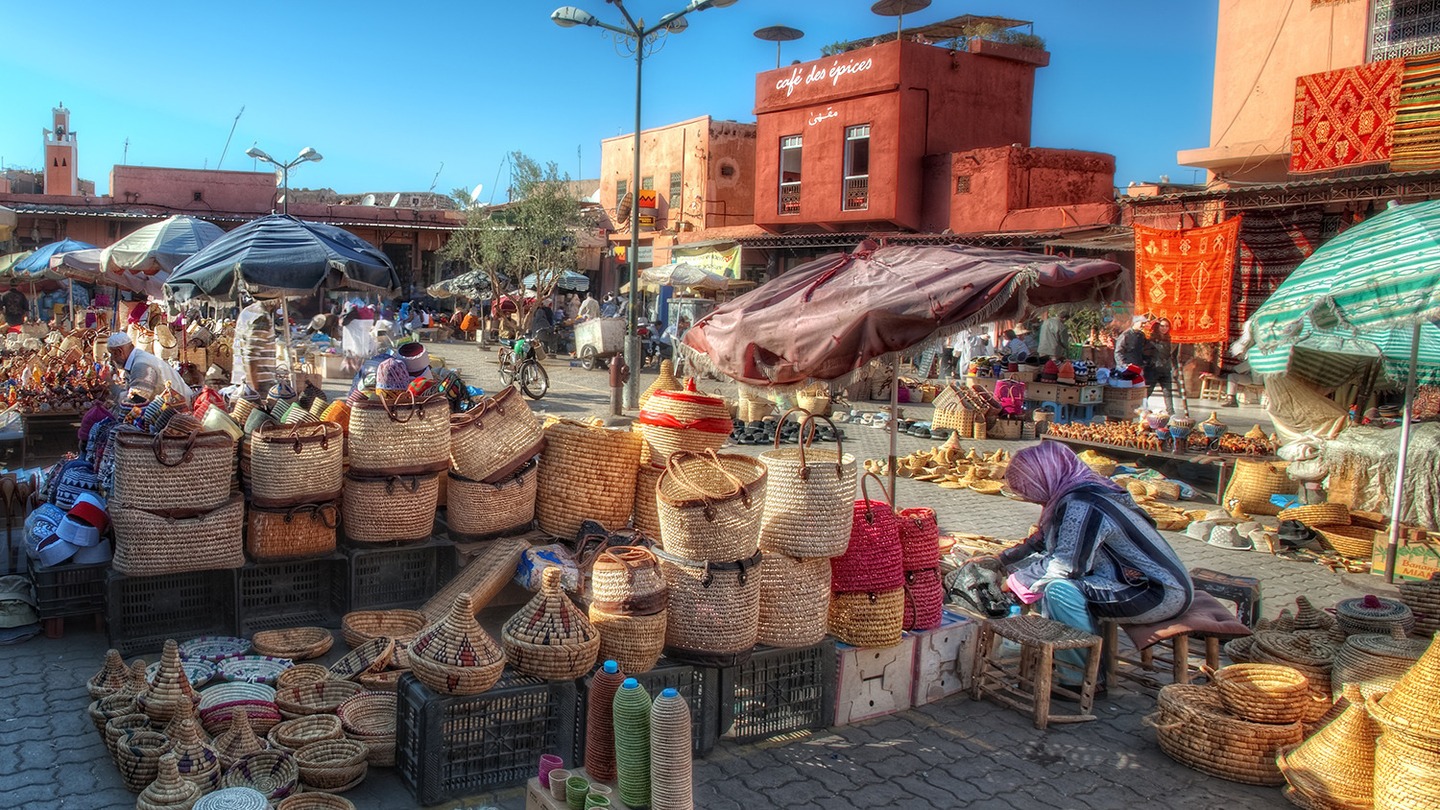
[1102,386,1147,420]
[834,636,916,726]
[1025,382,1104,406]
[911,611,979,707]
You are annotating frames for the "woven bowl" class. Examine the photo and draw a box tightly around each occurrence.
[1315,525,1377,559]
[267,714,345,753]
[276,794,357,810]
[340,611,426,651]
[1213,664,1315,725]
[336,692,397,767]
[294,739,369,792]
[252,628,335,661]
[221,749,300,802]
[327,638,394,681]
[275,664,331,690]
[274,680,366,719]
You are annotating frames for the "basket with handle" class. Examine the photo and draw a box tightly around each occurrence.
[535,419,644,539]
[829,587,906,647]
[656,450,768,563]
[246,501,339,561]
[632,462,665,540]
[448,385,545,483]
[589,546,669,673]
[346,391,450,476]
[340,472,439,544]
[655,546,763,667]
[830,472,904,594]
[249,422,344,508]
[112,425,236,512]
[1223,459,1293,517]
[757,408,857,559]
[445,459,537,541]
[112,492,246,576]
[756,551,831,648]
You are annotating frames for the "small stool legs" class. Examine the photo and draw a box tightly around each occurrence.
[973,615,1103,729]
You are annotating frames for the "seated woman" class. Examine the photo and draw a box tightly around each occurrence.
[989,443,1193,690]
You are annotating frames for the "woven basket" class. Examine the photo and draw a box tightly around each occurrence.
[502,567,602,680]
[637,384,732,466]
[137,752,202,810]
[1252,631,1339,723]
[89,649,131,700]
[408,594,507,695]
[632,462,664,540]
[656,547,763,667]
[90,692,138,737]
[796,387,832,417]
[137,639,201,727]
[212,708,271,769]
[930,383,966,432]
[251,627,334,661]
[294,739,368,792]
[327,637,395,681]
[1223,459,1293,517]
[448,385,544,482]
[830,472,904,593]
[1373,725,1440,809]
[1365,632,1440,745]
[277,794,356,810]
[267,715,345,754]
[1316,524,1377,559]
[112,427,236,512]
[274,680,366,719]
[902,568,945,632]
[341,610,426,657]
[656,450,767,563]
[1212,663,1316,725]
[1397,580,1440,637]
[757,409,857,559]
[829,588,906,648]
[590,610,668,675]
[756,551,831,648]
[1334,595,1416,636]
[117,729,171,793]
[112,492,246,576]
[249,422,343,507]
[246,501,338,561]
[898,507,940,572]
[106,713,152,764]
[639,360,682,408]
[1277,685,1379,810]
[589,546,668,673]
[445,460,537,540]
[340,472,439,544]
[355,669,407,692]
[276,664,330,690]
[1277,503,1351,527]
[1331,631,1427,701]
[993,418,1023,440]
[347,392,450,475]
[165,705,223,795]
[535,419,643,539]
[336,691,397,767]
[1147,683,1304,786]
[222,749,300,803]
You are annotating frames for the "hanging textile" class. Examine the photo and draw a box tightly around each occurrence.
[1290,59,1404,174]
[1391,53,1440,171]
[1228,209,1324,372]
[1132,218,1241,344]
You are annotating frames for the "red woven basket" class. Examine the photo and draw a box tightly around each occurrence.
[898,507,940,572]
[830,472,904,593]
[903,568,945,631]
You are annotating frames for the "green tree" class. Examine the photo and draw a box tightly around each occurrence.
[441,151,587,334]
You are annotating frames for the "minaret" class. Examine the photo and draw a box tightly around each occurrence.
[43,103,78,196]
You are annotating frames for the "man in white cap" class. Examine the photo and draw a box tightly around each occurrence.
[107,332,193,403]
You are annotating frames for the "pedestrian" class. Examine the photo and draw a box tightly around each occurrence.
[600,292,620,318]
[232,298,279,396]
[1114,314,1150,370]
[955,329,992,377]
[1,286,26,328]
[577,292,601,321]
[1144,317,1177,413]
[1038,311,1070,360]
[1000,329,1029,363]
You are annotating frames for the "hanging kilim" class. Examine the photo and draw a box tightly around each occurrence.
[1392,53,1440,171]
[1227,209,1325,372]
[1290,59,1404,173]
[1133,218,1241,344]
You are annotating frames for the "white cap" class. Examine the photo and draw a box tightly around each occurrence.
[106,332,133,348]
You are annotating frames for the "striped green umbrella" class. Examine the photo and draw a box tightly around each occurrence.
[1241,199,1440,580]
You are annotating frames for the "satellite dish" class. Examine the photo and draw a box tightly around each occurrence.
[470,183,484,203]
[616,190,634,221]
[361,193,377,206]
[388,193,402,208]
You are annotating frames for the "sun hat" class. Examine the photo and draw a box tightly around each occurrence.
[1207,524,1253,551]
[35,533,77,568]
[106,332,133,348]
[72,538,113,565]
[398,341,430,374]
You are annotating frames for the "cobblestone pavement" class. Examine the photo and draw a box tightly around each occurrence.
[0,340,1393,809]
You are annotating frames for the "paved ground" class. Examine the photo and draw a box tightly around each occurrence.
[0,339,1394,809]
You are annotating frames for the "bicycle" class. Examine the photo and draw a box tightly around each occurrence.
[498,336,550,400]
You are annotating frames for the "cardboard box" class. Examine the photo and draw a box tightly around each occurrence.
[911,611,978,706]
[834,636,916,726]
[1026,382,1105,406]
[1102,386,1147,420]
[321,353,349,379]
[1371,534,1440,582]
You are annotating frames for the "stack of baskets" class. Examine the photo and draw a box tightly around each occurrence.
[1330,627,1427,701]
[589,547,669,673]
[756,410,856,648]
[502,567,601,679]
[1250,630,1340,724]
[1277,502,1374,559]
[1366,634,1440,809]
[1147,677,1305,786]
[828,472,905,648]
[898,507,943,632]
[535,419,643,539]
[1397,579,1440,637]
[342,392,450,544]
[246,422,344,561]
[654,450,767,666]
[1334,594,1416,636]
[446,386,544,540]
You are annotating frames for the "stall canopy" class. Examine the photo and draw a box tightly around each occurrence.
[10,239,96,279]
[103,215,226,276]
[165,214,399,302]
[642,262,730,292]
[521,269,590,293]
[428,268,490,300]
[1237,198,1440,581]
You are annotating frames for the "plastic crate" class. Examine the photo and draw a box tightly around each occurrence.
[576,658,720,758]
[718,640,837,743]
[106,569,237,658]
[236,556,346,636]
[30,560,108,619]
[338,536,457,612]
[395,671,580,806]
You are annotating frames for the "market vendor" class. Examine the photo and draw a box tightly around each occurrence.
[1000,329,1029,363]
[232,299,279,396]
[106,332,193,404]
[984,442,1193,691]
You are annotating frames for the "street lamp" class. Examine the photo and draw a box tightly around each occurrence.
[246,145,324,215]
[552,0,738,408]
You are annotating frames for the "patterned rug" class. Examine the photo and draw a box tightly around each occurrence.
[1133,218,1240,344]
[1229,209,1324,371]
[1392,53,1440,171]
[1290,59,1404,174]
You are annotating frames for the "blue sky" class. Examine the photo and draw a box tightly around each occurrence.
[0,1,1218,200]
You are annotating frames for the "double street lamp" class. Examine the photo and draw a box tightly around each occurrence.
[552,0,738,408]
[246,146,324,215]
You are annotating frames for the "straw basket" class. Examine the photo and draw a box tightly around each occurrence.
[632,462,664,540]
[903,568,945,632]
[993,418,1023,440]
[1397,579,1440,637]
[636,383,733,466]
[1316,524,1379,559]
[327,638,395,681]
[796,386,832,417]
[1210,664,1316,725]
[830,473,904,594]
[276,664,330,690]
[1364,633,1440,744]
[448,385,544,483]
[1334,595,1416,636]
[930,384,966,433]
[757,410,856,559]
[294,739,368,792]
[341,610,427,659]
[502,567,602,680]
[656,450,767,562]
[656,547,763,667]
[1331,631,1427,701]
[1277,685,1380,810]
[756,551,831,648]
[336,692,398,767]
[1373,727,1440,810]
[91,693,138,738]
[589,547,669,673]
[340,472,439,544]
[346,392,450,476]
[1146,684,1303,786]
[251,627,334,661]
[1252,631,1339,723]
[113,427,236,512]
[1223,459,1292,516]
[248,422,344,508]
[137,752,202,810]
[88,649,130,700]
[277,794,355,810]
[106,713,152,765]
[116,729,172,793]
[445,460,537,540]
[535,420,643,539]
[408,594,507,696]
[267,715,344,754]
[112,492,246,576]
[246,501,339,561]
[274,680,366,720]
[1277,503,1351,527]
[221,750,300,803]
[898,507,940,572]
[829,588,906,647]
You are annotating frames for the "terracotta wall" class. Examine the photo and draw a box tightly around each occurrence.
[110,166,275,213]
[922,146,1116,233]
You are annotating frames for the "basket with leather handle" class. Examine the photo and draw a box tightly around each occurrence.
[448,385,544,483]
[246,501,339,561]
[655,546,763,667]
[340,472,439,544]
[656,449,767,563]
[346,391,450,476]
[112,492,246,576]
[112,425,236,512]
[249,422,344,508]
[757,408,857,559]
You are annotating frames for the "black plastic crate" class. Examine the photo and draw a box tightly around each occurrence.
[236,555,345,636]
[576,658,720,757]
[337,536,457,612]
[718,640,838,743]
[106,569,237,658]
[395,671,580,806]
[30,560,108,619]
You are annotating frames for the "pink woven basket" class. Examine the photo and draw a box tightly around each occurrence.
[898,507,940,572]
[830,472,904,593]
[903,568,945,631]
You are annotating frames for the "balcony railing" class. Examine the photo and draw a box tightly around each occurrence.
[779,182,801,215]
[842,176,869,211]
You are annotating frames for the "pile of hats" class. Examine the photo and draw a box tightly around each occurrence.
[28,488,112,568]
[729,417,842,446]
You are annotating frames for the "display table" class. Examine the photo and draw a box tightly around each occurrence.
[1040,435,1268,502]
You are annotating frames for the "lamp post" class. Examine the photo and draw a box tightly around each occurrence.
[552,0,738,408]
[246,146,323,215]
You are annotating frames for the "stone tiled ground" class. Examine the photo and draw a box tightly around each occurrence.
[0,341,1392,809]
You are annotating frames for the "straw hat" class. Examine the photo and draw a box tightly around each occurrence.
[1277,684,1380,810]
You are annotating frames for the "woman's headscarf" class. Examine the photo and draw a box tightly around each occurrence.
[1005,442,1125,527]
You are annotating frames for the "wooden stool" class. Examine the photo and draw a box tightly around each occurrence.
[1198,374,1226,402]
[1190,568,1263,627]
[1100,591,1252,692]
[971,614,1103,729]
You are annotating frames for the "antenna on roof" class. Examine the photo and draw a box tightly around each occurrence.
[216,105,245,169]
[428,162,444,194]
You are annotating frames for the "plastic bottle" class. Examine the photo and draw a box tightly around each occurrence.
[997,604,1023,659]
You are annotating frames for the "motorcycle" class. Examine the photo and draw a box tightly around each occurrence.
[637,320,663,369]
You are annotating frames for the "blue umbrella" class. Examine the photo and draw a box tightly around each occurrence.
[10,238,96,278]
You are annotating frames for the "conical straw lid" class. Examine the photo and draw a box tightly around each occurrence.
[137,752,201,810]
[214,708,268,766]
[165,703,222,794]
[1293,596,1335,631]
[1369,633,1440,740]
[640,360,681,408]
[122,659,150,697]
[89,649,130,698]
[1282,684,1379,807]
[503,567,599,647]
[138,639,199,726]
[410,593,504,669]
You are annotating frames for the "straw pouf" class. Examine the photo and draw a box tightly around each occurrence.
[165,699,223,794]
[1366,633,1440,745]
[117,729,172,793]
[193,787,270,810]
[585,661,625,783]
[139,639,201,727]
[1277,685,1380,810]
[1330,628,1427,701]
[276,794,356,810]
[1335,594,1415,636]
[336,692,397,767]
[503,567,601,680]
[214,709,271,770]
[294,739,368,792]
[613,678,653,810]
[221,749,299,803]
[650,687,693,810]
[1374,725,1440,810]
[137,752,201,810]
[88,648,131,699]
[409,593,506,695]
